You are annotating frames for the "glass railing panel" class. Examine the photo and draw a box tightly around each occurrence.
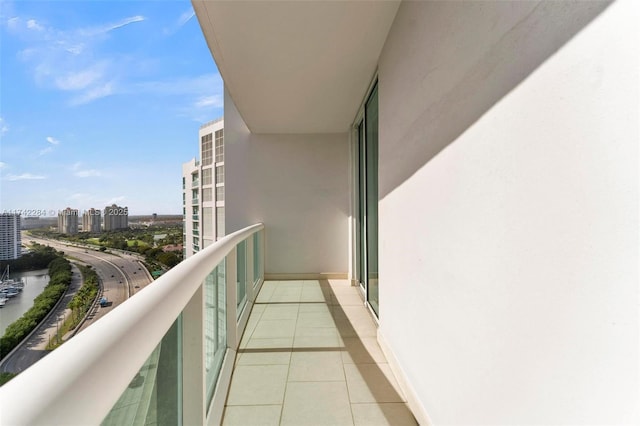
[236,240,247,318]
[205,260,227,409]
[102,316,182,426]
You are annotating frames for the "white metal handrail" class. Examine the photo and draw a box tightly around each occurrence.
[0,223,264,426]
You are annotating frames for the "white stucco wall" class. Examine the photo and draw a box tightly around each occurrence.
[377,1,638,424]
[224,88,350,275]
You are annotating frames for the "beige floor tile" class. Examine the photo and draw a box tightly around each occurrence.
[261,281,282,290]
[278,280,304,288]
[223,279,411,426]
[237,350,292,366]
[300,309,334,319]
[251,303,267,314]
[270,288,302,303]
[294,326,339,338]
[341,337,387,364]
[261,304,299,320]
[327,279,352,289]
[241,313,263,342]
[293,335,344,348]
[335,318,377,338]
[256,283,277,303]
[226,365,289,405]
[300,279,323,286]
[344,363,405,403]
[331,291,365,306]
[245,337,293,349]
[239,329,253,348]
[252,319,297,338]
[297,312,336,328]
[300,286,328,302]
[222,405,282,426]
[288,351,345,382]
[298,303,331,313]
[334,305,377,325]
[351,403,417,426]
[281,382,354,425]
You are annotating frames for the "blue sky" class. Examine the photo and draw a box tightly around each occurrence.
[0,0,223,215]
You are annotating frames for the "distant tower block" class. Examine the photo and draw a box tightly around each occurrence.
[104,205,129,231]
[82,208,102,233]
[0,213,22,260]
[58,208,79,235]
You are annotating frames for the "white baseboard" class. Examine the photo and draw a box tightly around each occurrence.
[377,329,433,426]
[207,348,236,426]
[264,272,348,280]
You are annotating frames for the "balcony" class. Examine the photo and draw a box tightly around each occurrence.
[192,198,199,205]
[192,214,199,221]
[192,179,199,188]
[0,224,415,425]
[192,229,199,236]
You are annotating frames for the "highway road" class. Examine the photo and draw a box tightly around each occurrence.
[0,235,154,373]
[25,235,153,330]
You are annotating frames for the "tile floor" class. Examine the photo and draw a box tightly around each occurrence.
[222,280,417,426]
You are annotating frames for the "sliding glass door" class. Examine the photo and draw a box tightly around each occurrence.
[356,82,379,316]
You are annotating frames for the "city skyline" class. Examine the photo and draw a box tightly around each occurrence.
[0,1,223,215]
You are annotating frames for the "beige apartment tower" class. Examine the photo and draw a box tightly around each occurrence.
[103,205,128,231]
[57,208,79,235]
[182,118,224,258]
[82,208,102,233]
[0,213,22,260]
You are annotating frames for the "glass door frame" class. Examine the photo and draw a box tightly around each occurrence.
[351,76,379,319]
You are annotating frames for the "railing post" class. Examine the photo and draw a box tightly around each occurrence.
[226,247,238,350]
[182,285,205,425]
[260,229,265,282]
[246,235,255,302]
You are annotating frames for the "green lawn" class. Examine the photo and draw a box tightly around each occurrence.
[126,240,149,248]
[0,372,16,386]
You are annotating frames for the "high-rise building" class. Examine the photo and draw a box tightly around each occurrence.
[103,205,128,231]
[82,208,102,233]
[182,118,224,258]
[57,208,78,235]
[0,213,21,260]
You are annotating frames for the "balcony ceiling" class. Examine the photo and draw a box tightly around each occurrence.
[193,1,400,134]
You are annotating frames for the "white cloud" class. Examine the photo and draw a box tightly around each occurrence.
[6,173,46,181]
[6,16,20,31]
[103,15,145,33]
[194,95,223,108]
[39,146,54,155]
[164,8,194,35]
[46,136,59,145]
[105,196,125,205]
[55,66,104,91]
[135,74,222,96]
[26,19,43,31]
[0,162,6,169]
[69,192,88,200]
[75,169,101,178]
[72,162,102,178]
[69,82,114,105]
[9,14,144,106]
[0,116,8,134]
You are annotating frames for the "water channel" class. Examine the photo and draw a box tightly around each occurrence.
[0,269,49,336]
